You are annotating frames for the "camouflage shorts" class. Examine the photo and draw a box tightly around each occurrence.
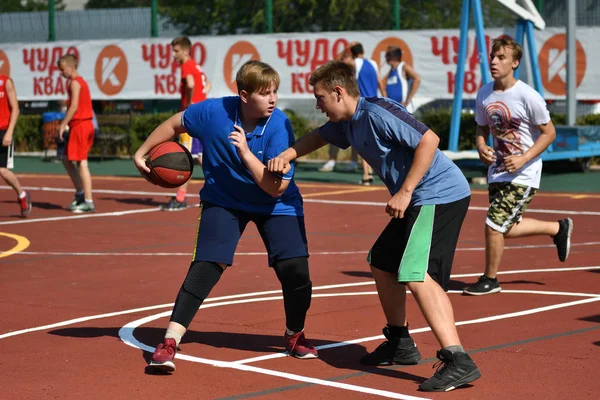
[487,182,537,233]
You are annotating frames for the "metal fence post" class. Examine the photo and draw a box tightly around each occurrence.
[151,0,158,37]
[48,0,56,41]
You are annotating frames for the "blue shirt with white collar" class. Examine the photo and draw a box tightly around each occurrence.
[182,96,303,216]
[319,97,470,206]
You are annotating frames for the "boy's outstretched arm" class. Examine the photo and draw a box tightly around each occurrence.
[133,112,186,174]
[267,128,328,174]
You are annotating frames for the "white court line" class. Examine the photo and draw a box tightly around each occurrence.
[3,186,600,218]
[117,289,600,399]
[4,241,600,257]
[118,311,429,400]
[0,206,170,226]
[229,290,600,364]
[2,265,599,341]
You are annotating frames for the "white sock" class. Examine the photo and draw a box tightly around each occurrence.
[286,328,303,336]
[165,329,183,347]
[18,191,27,199]
[85,199,94,205]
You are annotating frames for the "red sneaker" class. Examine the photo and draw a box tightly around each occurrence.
[149,338,177,372]
[285,331,318,359]
[19,191,32,217]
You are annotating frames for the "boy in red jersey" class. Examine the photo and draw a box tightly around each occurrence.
[57,54,96,213]
[0,74,32,217]
[161,36,212,211]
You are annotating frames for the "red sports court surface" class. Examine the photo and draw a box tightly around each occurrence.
[1,174,599,400]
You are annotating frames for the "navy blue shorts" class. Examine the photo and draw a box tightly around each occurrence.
[193,202,309,266]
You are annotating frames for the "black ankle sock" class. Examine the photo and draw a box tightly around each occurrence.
[387,324,411,338]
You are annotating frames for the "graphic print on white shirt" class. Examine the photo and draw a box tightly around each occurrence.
[476,80,551,189]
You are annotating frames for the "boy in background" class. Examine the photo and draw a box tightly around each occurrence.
[161,36,211,211]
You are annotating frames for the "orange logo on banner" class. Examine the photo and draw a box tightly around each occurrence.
[371,37,414,71]
[223,41,260,94]
[538,34,586,95]
[0,51,10,77]
[95,45,128,96]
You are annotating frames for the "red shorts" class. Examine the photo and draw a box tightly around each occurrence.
[66,120,94,161]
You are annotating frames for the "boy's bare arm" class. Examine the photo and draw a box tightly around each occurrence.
[58,80,81,139]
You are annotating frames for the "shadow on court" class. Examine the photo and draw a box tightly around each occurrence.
[48,326,435,383]
[447,279,545,291]
[341,270,373,279]
[99,196,166,207]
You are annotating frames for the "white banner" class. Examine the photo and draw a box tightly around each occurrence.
[0,27,598,102]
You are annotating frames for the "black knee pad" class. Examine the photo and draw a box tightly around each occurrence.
[273,257,311,292]
[182,261,224,300]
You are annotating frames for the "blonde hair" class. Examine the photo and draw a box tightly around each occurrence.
[57,54,78,68]
[171,36,192,50]
[309,60,360,98]
[235,60,280,94]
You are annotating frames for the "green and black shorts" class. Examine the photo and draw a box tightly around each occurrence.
[367,196,470,291]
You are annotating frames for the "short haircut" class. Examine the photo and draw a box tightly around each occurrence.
[309,60,360,98]
[385,46,403,61]
[171,36,192,50]
[236,60,280,94]
[491,36,523,64]
[57,54,78,68]
[349,42,364,58]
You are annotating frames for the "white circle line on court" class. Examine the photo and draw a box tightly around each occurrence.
[3,241,599,257]
[1,265,600,341]
[118,289,600,399]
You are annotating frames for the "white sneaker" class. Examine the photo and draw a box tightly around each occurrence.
[318,160,336,172]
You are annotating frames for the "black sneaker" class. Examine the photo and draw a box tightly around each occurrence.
[419,349,481,392]
[160,197,188,211]
[463,275,501,296]
[360,326,421,365]
[553,218,573,262]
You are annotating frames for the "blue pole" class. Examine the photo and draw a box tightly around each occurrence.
[449,0,471,152]
[471,0,490,85]
[514,20,526,79]
[525,20,544,96]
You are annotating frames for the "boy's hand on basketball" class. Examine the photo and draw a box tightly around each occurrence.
[267,156,291,175]
[386,191,411,219]
[133,153,153,184]
[477,145,496,166]
[503,154,527,173]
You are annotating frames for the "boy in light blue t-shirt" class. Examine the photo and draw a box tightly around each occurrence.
[269,60,480,393]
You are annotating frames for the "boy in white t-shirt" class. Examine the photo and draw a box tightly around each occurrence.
[463,37,574,296]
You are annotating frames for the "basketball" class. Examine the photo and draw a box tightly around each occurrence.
[144,141,194,188]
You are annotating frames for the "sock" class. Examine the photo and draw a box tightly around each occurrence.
[286,328,302,336]
[176,188,187,203]
[444,345,465,354]
[165,329,183,347]
[387,324,411,338]
[85,199,94,206]
[76,191,84,198]
[18,191,27,199]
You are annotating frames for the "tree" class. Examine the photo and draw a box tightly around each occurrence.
[0,0,66,12]
[81,0,516,35]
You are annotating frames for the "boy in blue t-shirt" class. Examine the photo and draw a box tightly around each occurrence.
[268,61,480,393]
[134,60,317,373]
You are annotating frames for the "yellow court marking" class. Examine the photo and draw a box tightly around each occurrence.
[0,232,30,259]
[302,186,384,198]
